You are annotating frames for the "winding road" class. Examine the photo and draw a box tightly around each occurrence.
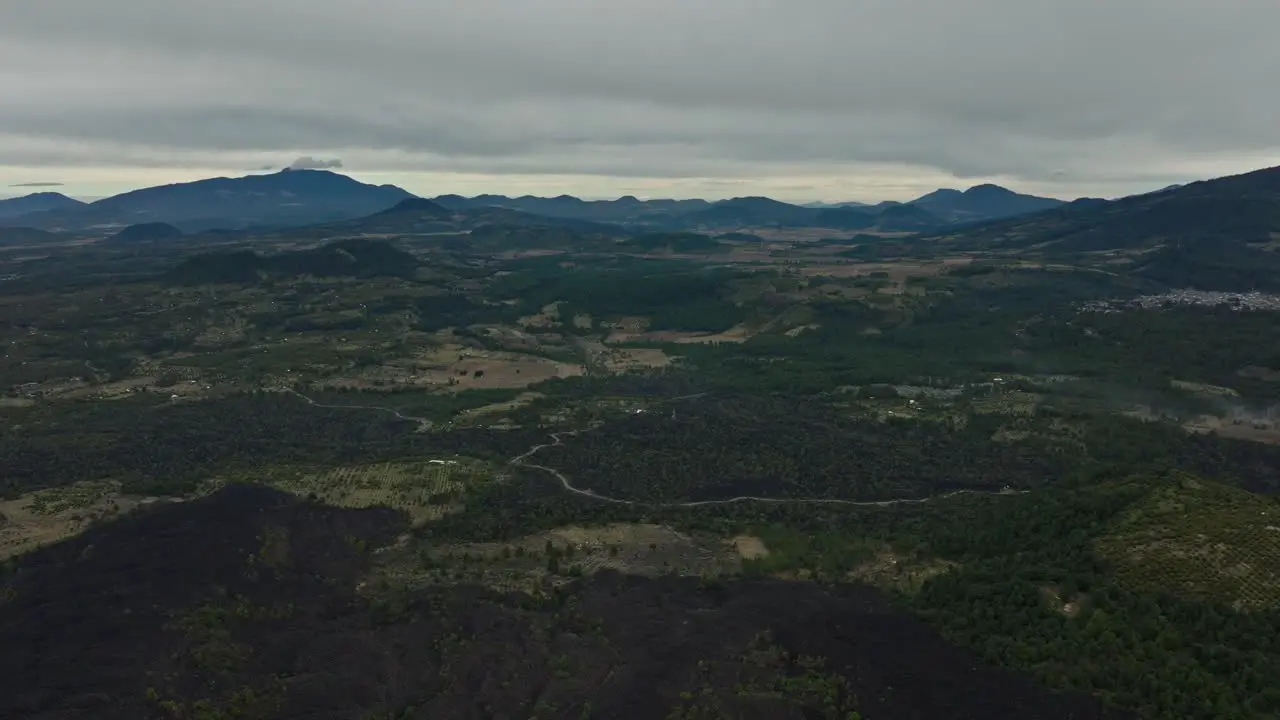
[281,387,1024,509]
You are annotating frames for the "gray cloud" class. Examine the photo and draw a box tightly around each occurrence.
[9,181,64,187]
[287,156,344,170]
[2,1,1279,198]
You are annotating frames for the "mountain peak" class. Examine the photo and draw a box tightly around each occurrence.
[964,183,1015,195]
[378,197,450,216]
[4,171,416,232]
[910,184,1062,222]
[0,191,87,221]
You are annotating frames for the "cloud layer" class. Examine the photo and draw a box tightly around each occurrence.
[287,156,344,170]
[2,1,1279,199]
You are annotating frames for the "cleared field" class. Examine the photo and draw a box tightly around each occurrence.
[266,460,489,524]
[322,344,584,392]
[1096,475,1280,610]
[371,523,752,596]
[0,481,145,559]
[1185,414,1280,445]
[605,324,752,345]
[580,340,674,372]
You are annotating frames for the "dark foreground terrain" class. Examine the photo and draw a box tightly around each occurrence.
[0,486,1123,720]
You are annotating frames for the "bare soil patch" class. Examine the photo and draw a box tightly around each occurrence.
[582,340,674,372]
[607,324,751,345]
[1185,415,1280,445]
[730,535,769,560]
[848,549,957,593]
[422,523,748,590]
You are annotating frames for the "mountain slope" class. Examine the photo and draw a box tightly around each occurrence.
[3,170,415,232]
[910,184,1064,222]
[935,165,1280,254]
[0,227,63,246]
[431,193,711,224]
[0,484,1126,720]
[166,238,420,284]
[105,222,184,244]
[0,192,84,219]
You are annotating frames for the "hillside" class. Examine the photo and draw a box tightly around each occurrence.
[934,165,1280,254]
[429,190,1065,231]
[0,484,1125,720]
[0,227,63,246]
[0,192,84,220]
[432,193,711,224]
[1131,238,1280,291]
[4,170,415,232]
[105,222,184,244]
[682,196,822,227]
[910,184,1064,223]
[683,197,944,232]
[166,238,420,284]
[272,197,627,255]
[1095,474,1280,610]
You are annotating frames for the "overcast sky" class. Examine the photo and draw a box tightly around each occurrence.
[2,1,1278,202]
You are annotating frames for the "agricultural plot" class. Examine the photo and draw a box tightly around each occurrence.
[1096,475,1280,610]
[370,523,750,597]
[1,481,142,559]
[267,460,489,524]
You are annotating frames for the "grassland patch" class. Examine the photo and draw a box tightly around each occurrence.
[1,481,144,559]
[260,460,490,525]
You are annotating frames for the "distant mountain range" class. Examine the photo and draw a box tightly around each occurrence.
[934,165,1280,292]
[0,170,415,232]
[0,170,1085,237]
[0,192,85,219]
[432,194,712,225]
[936,165,1280,253]
[428,185,1066,230]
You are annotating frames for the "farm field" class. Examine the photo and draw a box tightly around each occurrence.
[260,460,492,524]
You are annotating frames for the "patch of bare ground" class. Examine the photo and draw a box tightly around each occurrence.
[410,524,749,592]
[848,548,957,593]
[456,391,544,419]
[796,260,959,280]
[784,324,820,337]
[730,535,769,560]
[1039,586,1087,617]
[517,301,563,328]
[1184,414,1280,445]
[607,324,752,345]
[581,339,674,372]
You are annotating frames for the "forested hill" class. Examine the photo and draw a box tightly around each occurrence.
[933,164,1280,253]
[0,485,1127,720]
